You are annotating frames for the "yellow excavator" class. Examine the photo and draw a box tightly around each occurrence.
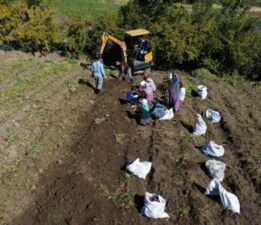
[100,29,153,72]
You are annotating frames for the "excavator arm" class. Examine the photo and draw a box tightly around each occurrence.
[100,32,128,63]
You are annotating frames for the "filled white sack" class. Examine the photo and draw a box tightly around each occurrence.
[205,180,240,214]
[193,114,207,135]
[206,109,221,123]
[179,87,186,101]
[197,85,208,100]
[126,158,152,179]
[219,184,240,214]
[201,141,224,157]
[141,192,169,219]
[159,108,174,121]
[205,159,226,182]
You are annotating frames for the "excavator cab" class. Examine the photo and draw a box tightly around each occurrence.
[100,29,153,72]
[124,29,153,72]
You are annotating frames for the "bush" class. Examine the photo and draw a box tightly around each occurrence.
[119,0,261,80]
[192,68,218,83]
[63,16,93,58]
[0,0,61,52]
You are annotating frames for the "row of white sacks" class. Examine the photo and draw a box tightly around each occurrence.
[192,108,241,214]
[160,106,222,124]
[126,159,169,219]
[205,160,240,213]
[125,158,240,219]
[179,84,206,102]
[193,109,222,136]
[122,84,239,219]
[179,84,208,101]
[159,84,209,121]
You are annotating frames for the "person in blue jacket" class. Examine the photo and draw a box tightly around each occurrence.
[91,56,107,94]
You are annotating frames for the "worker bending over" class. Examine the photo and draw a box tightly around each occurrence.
[116,61,133,84]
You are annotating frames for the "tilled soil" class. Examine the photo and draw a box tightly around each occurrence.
[0,52,261,225]
[1,52,260,225]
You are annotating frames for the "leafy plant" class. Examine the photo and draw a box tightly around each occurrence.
[98,173,135,209]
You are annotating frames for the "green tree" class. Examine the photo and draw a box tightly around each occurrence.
[151,6,199,68]
[0,0,61,52]
[119,0,176,28]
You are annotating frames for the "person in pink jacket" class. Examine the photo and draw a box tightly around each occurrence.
[143,81,154,102]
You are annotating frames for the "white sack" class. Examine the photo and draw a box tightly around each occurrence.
[193,114,207,135]
[159,108,174,121]
[205,180,240,214]
[219,185,241,214]
[205,159,226,182]
[197,85,208,100]
[126,158,152,179]
[179,87,186,101]
[201,141,224,157]
[206,109,221,123]
[205,179,220,195]
[141,192,169,219]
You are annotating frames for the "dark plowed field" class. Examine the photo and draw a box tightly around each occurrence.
[1,51,260,225]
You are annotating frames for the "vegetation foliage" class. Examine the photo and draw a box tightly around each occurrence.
[120,0,261,80]
[0,0,260,80]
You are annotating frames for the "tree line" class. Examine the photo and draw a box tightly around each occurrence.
[0,0,260,80]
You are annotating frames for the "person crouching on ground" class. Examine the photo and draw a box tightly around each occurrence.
[138,98,152,125]
[167,70,183,112]
[143,71,156,92]
[150,101,164,120]
[91,56,107,94]
[116,61,133,84]
[126,87,139,104]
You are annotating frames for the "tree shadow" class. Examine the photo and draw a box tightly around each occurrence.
[134,194,144,213]
[180,121,194,133]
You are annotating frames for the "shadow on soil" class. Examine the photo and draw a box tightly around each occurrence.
[134,194,144,213]
[78,79,96,93]
[180,121,194,133]
[199,162,211,179]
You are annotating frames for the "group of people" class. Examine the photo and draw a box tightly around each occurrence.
[91,56,184,125]
[91,56,133,94]
[125,70,184,125]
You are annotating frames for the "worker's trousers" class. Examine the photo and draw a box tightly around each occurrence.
[94,74,103,90]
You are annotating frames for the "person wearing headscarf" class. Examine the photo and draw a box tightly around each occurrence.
[139,80,154,102]
[167,70,183,112]
[138,98,152,125]
[143,71,156,92]
[144,82,154,102]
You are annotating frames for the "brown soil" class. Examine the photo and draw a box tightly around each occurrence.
[1,52,260,225]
